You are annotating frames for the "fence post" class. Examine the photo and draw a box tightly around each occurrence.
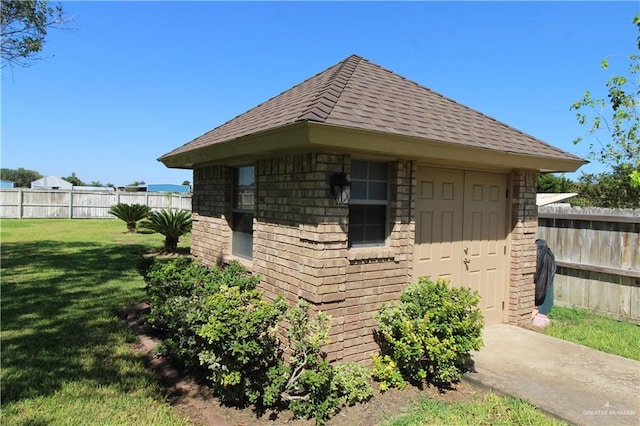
[18,188,24,219]
[68,190,73,219]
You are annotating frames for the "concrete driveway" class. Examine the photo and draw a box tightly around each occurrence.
[465,324,640,426]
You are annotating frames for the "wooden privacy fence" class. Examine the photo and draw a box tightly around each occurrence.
[537,205,640,323]
[0,189,192,219]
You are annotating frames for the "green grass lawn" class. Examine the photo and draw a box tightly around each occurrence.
[541,306,640,361]
[5,219,618,426]
[384,392,565,426]
[1,219,192,425]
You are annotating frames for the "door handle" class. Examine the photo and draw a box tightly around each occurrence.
[463,258,471,264]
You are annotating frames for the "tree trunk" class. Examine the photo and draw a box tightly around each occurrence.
[164,236,178,253]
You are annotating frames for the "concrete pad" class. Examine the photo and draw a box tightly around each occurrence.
[465,324,640,426]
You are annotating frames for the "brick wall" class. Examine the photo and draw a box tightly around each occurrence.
[191,153,416,363]
[191,158,536,362]
[252,152,385,362]
[508,170,539,325]
[253,152,349,310]
[340,159,415,362]
[191,165,230,266]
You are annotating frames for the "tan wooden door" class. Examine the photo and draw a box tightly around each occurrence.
[414,168,465,285]
[462,171,507,325]
[414,167,507,325]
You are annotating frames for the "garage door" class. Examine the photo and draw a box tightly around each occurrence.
[413,167,507,325]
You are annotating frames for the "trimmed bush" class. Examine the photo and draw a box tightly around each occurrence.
[144,257,262,370]
[197,285,287,405]
[145,257,259,330]
[142,259,373,425]
[373,277,484,389]
[332,362,374,406]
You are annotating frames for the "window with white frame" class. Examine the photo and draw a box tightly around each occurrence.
[348,160,389,247]
[232,165,255,259]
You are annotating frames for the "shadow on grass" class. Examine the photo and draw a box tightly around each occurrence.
[1,239,158,404]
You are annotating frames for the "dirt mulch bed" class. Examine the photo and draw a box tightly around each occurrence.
[123,303,489,426]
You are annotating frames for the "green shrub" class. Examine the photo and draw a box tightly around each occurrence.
[278,301,335,423]
[373,277,484,389]
[286,360,373,425]
[136,255,156,278]
[153,295,203,368]
[108,203,151,232]
[145,257,259,328]
[370,354,406,391]
[332,362,374,406]
[144,258,262,369]
[289,360,340,425]
[264,301,373,425]
[197,286,287,405]
[143,260,373,424]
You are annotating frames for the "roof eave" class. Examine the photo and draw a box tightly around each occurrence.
[159,121,586,174]
[158,121,311,168]
[307,123,587,173]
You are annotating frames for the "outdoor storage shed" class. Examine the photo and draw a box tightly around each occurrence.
[160,55,585,362]
[30,176,73,190]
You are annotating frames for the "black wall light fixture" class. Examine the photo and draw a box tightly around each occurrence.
[330,156,351,206]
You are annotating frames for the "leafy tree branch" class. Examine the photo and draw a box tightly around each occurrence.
[1,0,71,68]
[571,14,640,187]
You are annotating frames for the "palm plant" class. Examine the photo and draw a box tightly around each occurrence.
[108,203,151,232]
[140,209,192,253]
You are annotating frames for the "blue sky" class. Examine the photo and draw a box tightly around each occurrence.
[2,1,638,186]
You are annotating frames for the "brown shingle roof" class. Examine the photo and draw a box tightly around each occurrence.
[161,54,582,162]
